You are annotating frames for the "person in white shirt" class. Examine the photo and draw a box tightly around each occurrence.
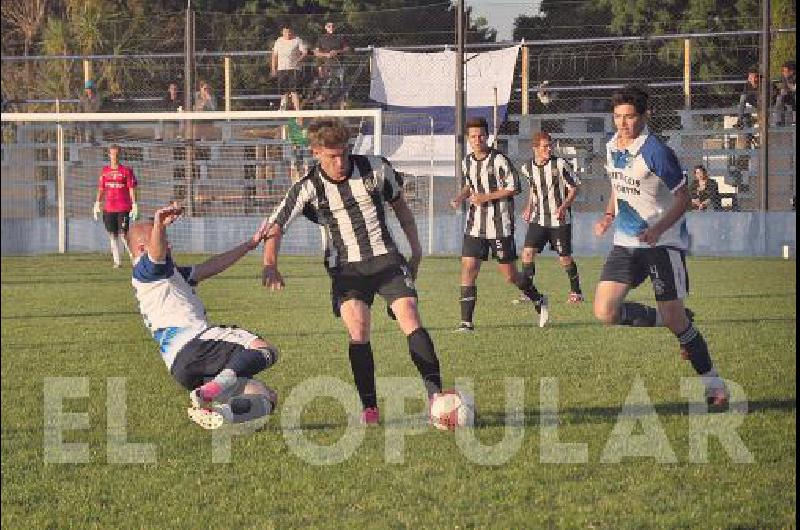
[271,24,308,112]
[128,202,278,430]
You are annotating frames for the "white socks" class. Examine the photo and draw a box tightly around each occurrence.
[108,234,121,266]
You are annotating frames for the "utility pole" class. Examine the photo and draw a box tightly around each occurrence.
[758,0,770,212]
[455,0,466,196]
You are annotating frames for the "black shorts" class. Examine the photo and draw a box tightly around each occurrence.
[599,245,690,301]
[170,326,260,390]
[103,211,130,236]
[331,252,417,310]
[277,69,300,94]
[461,234,517,264]
[523,223,573,256]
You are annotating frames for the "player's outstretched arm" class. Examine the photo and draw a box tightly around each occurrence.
[192,220,270,283]
[391,194,423,279]
[594,190,616,237]
[148,202,184,262]
[262,222,285,290]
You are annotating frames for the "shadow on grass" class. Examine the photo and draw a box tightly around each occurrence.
[279,398,796,431]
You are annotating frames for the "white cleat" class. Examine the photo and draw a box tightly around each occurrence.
[512,293,532,305]
[535,295,549,328]
[187,403,233,430]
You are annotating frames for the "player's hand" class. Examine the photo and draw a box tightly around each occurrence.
[154,201,183,227]
[449,198,461,209]
[92,201,102,221]
[408,254,422,281]
[248,219,271,250]
[262,265,285,291]
[130,203,139,221]
[555,206,567,221]
[638,226,663,246]
[522,208,531,222]
[594,216,613,237]
[469,193,485,206]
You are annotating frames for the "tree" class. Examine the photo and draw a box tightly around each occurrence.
[1,0,48,98]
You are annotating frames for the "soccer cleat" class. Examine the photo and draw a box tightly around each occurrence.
[187,403,233,430]
[534,295,549,328]
[361,406,380,426]
[112,262,121,269]
[512,293,532,305]
[454,322,475,333]
[567,292,584,304]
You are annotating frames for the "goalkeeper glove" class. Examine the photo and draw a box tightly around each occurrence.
[130,203,139,221]
[92,201,102,221]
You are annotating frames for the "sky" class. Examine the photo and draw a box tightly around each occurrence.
[467,0,543,41]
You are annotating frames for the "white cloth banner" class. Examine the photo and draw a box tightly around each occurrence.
[370,46,520,107]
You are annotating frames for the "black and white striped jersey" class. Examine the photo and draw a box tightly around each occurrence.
[267,154,404,266]
[461,148,521,239]
[521,157,578,227]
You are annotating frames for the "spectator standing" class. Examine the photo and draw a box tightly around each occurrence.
[79,80,104,143]
[690,165,721,211]
[313,22,351,109]
[271,25,308,112]
[774,60,796,126]
[163,81,183,112]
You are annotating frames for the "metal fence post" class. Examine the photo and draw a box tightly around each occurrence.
[683,38,692,109]
[521,43,529,115]
[57,111,67,253]
[224,56,232,112]
[83,59,91,86]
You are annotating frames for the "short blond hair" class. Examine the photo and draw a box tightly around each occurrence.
[307,118,350,147]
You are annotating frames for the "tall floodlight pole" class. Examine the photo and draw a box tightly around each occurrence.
[455,0,466,196]
[184,0,194,113]
[758,0,770,213]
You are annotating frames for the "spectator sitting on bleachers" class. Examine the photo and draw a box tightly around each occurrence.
[774,60,796,126]
[163,81,183,112]
[194,80,217,112]
[690,165,721,212]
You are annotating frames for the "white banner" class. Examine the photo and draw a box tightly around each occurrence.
[370,46,520,107]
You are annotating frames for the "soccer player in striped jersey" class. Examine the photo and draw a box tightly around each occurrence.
[450,117,549,331]
[93,144,139,268]
[516,131,584,304]
[594,86,728,407]
[260,118,443,425]
[128,203,279,430]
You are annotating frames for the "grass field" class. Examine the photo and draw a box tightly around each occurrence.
[1,253,796,528]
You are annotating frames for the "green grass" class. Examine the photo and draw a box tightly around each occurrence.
[1,253,796,528]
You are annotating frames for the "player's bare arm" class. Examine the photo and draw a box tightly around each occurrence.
[192,221,269,283]
[470,188,514,206]
[594,190,616,237]
[148,202,184,262]
[261,222,285,290]
[450,184,472,208]
[390,194,423,279]
[638,185,691,246]
[556,184,578,221]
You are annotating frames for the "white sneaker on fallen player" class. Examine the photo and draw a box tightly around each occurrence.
[187,403,233,430]
[534,295,549,328]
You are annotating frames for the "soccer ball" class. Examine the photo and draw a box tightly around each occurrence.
[429,389,476,430]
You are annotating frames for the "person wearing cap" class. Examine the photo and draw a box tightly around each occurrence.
[79,80,104,143]
[93,143,139,268]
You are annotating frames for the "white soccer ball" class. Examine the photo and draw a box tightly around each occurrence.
[429,390,475,430]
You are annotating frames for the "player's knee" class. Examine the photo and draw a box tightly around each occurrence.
[521,248,535,261]
[249,339,279,367]
[594,300,618,325]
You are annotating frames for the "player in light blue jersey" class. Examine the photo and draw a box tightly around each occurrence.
[128,203,279,429]
[593,86,729,407]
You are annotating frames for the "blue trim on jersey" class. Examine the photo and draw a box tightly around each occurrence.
[153,326,180,354]
[641,135,684,192]
[133,253,174,283]
[616,198,648,236]
[611,150,632,169]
